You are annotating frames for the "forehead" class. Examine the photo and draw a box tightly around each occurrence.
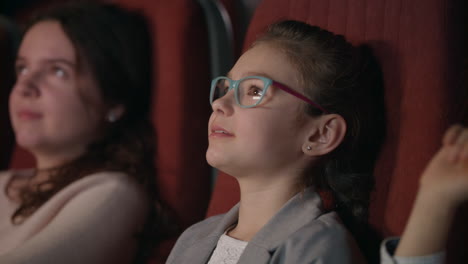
[19,20,75,62]
[229,43,301,90]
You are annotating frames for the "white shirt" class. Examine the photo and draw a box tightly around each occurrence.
[208,233,248,264]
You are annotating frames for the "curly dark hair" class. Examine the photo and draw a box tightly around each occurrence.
[254,20,386,261]
[8,2,171,262]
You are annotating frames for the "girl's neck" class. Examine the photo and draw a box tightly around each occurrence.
[35,154,74,171]
[32,143,87,171]
[227,177,301,241]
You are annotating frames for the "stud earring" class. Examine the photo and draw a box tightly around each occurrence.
[107,113,117,122]
[306,146,312,151]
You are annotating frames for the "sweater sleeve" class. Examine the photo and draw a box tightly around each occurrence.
[0,173,148,264]
[380,237,445,264]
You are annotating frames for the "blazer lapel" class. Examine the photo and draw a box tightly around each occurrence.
[238,188,324,263]
[172,204,241,264]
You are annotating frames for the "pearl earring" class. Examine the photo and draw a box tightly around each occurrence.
[306,146,312,151]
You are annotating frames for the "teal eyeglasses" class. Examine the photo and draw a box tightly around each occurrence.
[210,76,328,112]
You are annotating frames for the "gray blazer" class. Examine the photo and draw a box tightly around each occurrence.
[166,189,365,263]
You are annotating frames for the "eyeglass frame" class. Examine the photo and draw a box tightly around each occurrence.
[209,75,328,113]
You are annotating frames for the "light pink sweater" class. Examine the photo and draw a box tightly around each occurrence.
[0,170,148,264]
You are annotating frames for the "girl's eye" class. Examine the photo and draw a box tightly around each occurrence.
[51,66,67,78]
[248,86,264,98]
[15,64,28,76]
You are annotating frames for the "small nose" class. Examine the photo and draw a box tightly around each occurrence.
[13,70,41,98]
[211,89,235,116]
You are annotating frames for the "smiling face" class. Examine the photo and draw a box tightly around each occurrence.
[9,21,105,168]
[207,43,315,179]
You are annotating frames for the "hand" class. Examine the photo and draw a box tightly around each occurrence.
[418,124,468,207]
[395,124,468,257]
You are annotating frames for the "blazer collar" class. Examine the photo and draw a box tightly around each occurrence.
[186,188,325,263]
[245,188,324,250]
[209,188,323,249]
[177,203,241,263]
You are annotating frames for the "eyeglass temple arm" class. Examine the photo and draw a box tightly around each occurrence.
[272,81,328,113]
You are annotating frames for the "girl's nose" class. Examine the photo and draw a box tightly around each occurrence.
[211,89,236,116]
[13,69,41,98]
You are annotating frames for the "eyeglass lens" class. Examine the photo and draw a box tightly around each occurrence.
[213,77,266,107]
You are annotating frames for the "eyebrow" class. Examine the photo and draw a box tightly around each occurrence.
[16,57,77,68]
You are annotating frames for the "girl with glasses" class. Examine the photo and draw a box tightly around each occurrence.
[167,20,468,263]
[0,3,169,263]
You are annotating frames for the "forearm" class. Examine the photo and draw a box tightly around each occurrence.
[395,190,455,257]
[395,125,468,258]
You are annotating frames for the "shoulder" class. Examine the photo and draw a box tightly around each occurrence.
[0,171,149,263]
[61,171,145,201]
[72,170,137,187]
[42,171,149,221]
[273,211,364,263]
[71,171,148,208]
[36,171,149,237]
[300,211,351,240]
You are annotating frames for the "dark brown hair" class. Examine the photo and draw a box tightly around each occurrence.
[10,2,169,262]
[255,20,386,260]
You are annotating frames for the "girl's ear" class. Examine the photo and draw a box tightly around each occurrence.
[302,114,347,156]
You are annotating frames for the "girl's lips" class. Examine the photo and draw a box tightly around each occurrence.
[17,110,43,120]
[210,125,234,137]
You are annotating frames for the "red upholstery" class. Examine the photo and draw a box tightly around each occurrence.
[117,0,212,232]
[8,147,35,169]
[206,172,239,217]
[206,0,467,258]
[116,1,214,262]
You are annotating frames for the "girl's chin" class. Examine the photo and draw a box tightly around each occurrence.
[206,153,228,171]
[14,133,47,153]
[205,153,219,169]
